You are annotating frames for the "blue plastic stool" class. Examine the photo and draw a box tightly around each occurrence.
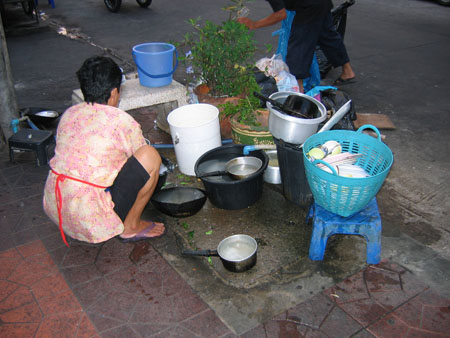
[307,198,382,264]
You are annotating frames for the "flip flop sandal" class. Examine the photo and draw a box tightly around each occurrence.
[119,222,166,243]
[333,77,356,85]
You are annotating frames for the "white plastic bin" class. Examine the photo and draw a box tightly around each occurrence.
[167,104,221,175]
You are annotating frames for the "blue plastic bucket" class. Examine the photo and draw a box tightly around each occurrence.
[132,42,178,88]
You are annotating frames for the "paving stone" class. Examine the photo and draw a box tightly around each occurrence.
[72,277,111,308]
[324,270,370,304]
[319,306,364,337]
[151,325,199,338]
[31,271,71,300]
[37,289,83,316]
[87,312,124,333]
[12,227,40,246]
[7,259,57,286]
[0,280,20,303]
[89,290,140,322]
[180,309,233,337]
[35,312,85,338]
[366,313,410,337]
[95,255,134,275]
[61,263,103,287]
[0,323,40,337]
[130,291,178,324]
[0,301,42,323]
[128,323,174,337]
[337,297,389,327]
[60,242,101,267]
[16,239,47,257]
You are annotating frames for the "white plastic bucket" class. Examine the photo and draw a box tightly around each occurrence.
[167,104,221,175]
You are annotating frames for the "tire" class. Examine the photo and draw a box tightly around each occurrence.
[436,0,450,6]
[104,0,122,12]
[136,0,152,8]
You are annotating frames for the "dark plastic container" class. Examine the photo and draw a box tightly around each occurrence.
[274,137,312,207]
[194,144,268,210]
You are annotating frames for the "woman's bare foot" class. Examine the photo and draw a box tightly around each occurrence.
[120,220,165,239]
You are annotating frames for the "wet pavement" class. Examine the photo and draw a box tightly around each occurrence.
[1,0,450,337]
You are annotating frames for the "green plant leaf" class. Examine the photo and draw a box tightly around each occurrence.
[207,257,213,265]
[188,231,195,239]
[205,230,213,235]
[182,222,189,230]
[177,16,258,97]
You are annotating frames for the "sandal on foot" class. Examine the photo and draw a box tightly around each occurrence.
[119,222,166,243]
[333,77,356,85]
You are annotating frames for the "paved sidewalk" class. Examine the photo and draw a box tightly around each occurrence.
[0,153,449,337]
[1,0,450,336]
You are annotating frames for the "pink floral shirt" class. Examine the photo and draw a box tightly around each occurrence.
[43,102,146,243]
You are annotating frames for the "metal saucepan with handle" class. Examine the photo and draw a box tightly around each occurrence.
[197,156,263,180]
[182,234,258,272]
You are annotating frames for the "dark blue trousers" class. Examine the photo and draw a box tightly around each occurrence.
[286,12,350,79]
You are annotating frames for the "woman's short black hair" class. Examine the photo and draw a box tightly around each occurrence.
[76,56,122,104]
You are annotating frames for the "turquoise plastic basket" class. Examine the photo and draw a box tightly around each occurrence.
[302,125,393,217]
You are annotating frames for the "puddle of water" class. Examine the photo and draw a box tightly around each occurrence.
[129,242,150,263]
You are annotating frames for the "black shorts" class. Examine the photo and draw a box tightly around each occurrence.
[286,12,349,79]
[107,156,150,222]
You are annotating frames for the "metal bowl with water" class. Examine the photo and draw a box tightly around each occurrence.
[151,187,207,217]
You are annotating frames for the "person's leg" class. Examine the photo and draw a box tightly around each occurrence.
[340,62,355,81]
[286,22,320,93]
[121,145,164,238]
[317,12,355,81]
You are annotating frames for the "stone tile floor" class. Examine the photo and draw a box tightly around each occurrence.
[0,151,449,337]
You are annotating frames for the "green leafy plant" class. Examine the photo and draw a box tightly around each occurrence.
[219,77,262,126]
[178,16,258,98]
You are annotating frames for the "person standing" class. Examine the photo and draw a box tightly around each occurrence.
[238,0,355,93]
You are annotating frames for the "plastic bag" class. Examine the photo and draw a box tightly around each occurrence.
[303,53,321,93]
[276,70,299,92]
[255,54,290,78]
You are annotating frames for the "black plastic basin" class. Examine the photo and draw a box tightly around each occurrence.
[194,144,268,210]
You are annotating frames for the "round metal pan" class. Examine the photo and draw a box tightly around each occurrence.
[151,187,207,218]
[182,234,258,272]
[197,156,263,180]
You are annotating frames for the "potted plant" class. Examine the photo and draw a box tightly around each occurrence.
[220,88,275,146]
[177,3,260,137]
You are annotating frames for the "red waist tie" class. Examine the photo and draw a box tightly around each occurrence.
[51,169,107,247]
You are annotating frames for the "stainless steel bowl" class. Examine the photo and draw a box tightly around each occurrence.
[268,91,327,144]
[263,150,281,184]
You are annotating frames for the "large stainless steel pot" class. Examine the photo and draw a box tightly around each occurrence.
[182,234,258,272]
[268,91,327,144]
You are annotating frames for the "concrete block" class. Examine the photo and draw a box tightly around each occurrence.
[71,75,187,111]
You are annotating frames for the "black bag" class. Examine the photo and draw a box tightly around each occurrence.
[253,69,278,107]
[319,89,356,131]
